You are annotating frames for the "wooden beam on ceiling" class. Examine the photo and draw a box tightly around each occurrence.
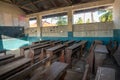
[49,0,58,7]
[20,6,36,12]
[63,0,72,6]
[0,0,12,4]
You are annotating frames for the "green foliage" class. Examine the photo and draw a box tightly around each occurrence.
[86,19,90,23]
[76,17,83,24]
[99,10,113,22]
[56,16,67,26]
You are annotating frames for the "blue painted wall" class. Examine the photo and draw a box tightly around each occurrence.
[113,29,120,43]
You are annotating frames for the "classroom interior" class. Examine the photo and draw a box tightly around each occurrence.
[0,0,120,80]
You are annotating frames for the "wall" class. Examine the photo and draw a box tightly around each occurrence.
[113,0,120,43]
[73,22,113,37]
[42,22,114,45]
[0,1,30,51]
[26,0,115,45]
[0,1,28,27]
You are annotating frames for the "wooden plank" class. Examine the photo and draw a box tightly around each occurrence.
[32,40,49,44]
[0,56,24,66]
[30,62,68,80]
[0,54,15,61]
[95,67,115,80]
[94,45,108,53]
[0,58,31,80]
[6,57,50,80]
[64,40,75,47]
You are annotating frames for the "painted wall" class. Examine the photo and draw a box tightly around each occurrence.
[113,0,120,43]
[0,1,28,27]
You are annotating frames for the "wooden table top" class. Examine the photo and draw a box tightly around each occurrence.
[30,62,68,80]
[0,54,15,61]
[44,62,68,80]
[0,58,31,76]
[67,41,87,50]
[94,45,108,53]
[65,41,74,44]
[47,44,65,51]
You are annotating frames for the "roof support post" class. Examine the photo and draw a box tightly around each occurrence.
[67,9,73,32]
[36,15,42,38]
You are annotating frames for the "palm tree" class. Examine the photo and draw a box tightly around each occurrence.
[99,10,113,22]
[76,17,83,24]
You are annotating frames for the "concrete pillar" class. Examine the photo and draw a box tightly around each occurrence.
[113,0,120,29]
[36,15,42,38]
[67,10,73,32]
[113,0,120,43]
[67,10,73,38]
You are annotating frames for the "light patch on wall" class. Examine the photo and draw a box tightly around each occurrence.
[3,13,13,26]
[0,12,4,26]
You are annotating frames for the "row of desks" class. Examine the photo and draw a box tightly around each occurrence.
[0,40,87,80]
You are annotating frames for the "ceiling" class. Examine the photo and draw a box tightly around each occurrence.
[1,0,98,14]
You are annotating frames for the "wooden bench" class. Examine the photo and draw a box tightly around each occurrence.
[95,67,115,80]
[94,44,108,73]
[46,44,66,63]
[64,64,89,80]
[6,57,52,80]
[29,44,52,63]
[32,40,49,44]
[0,56,24,66]
[20,41,52,56]
[0,56,31,80]
[30,62,68,80]
[0,54,15,61]
[65,41,87,64]
[86,40,103,73]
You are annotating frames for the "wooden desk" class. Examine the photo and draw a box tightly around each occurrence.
[46,44,65,60]
[87,40,103,73]
[51,41,62,46]
[0,54,15,61]
[66,41,87,64]
[30,62,68,80]
[20,41,51,55]
[32,40,49,44]
[0,58,31,80]
[64,40,75,47]
[95,67,115,80]
[94,45,108,73]
[7,57,50,80]
[29,44,51,63]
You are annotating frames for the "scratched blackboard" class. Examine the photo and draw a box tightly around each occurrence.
[0,26,25,39]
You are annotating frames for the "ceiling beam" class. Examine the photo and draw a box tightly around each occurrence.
[0,0,12,4]
[49,0,58,7]
[19,6,36,12]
